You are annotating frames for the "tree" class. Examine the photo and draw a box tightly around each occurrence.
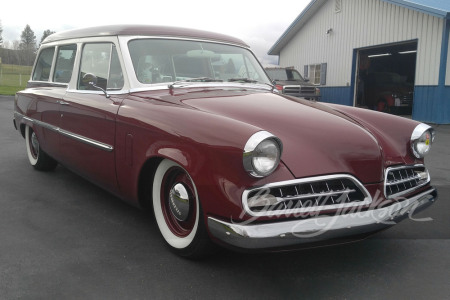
[40,29,55,46]
[19,24,37,65]
[0,20,3,47]
[20,24,36,51]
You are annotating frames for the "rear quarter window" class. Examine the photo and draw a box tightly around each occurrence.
[32,47,55,81]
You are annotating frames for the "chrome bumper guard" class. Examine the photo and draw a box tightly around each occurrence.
[208,188,437,249]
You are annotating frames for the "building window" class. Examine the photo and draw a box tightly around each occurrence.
[309,64,322,85]
[335,0,342,13]
[305,63,327,85]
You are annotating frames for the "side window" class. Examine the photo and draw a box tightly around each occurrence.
[32,47,55,81]
[78,43,124,91]
[53,44,77,83]
[108,47,124,90]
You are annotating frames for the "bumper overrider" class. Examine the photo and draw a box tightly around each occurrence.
[208,187,437,250]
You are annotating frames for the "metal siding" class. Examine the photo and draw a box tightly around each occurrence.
[413,86,450,123]
[279,0,444,87]
[319,86,353,106]
[446,30,450,86]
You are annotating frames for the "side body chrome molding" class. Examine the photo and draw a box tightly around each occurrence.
[16,112,113,152]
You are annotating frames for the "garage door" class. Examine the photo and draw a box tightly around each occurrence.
[355,41,417,116]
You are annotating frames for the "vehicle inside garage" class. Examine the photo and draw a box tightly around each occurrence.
[356,41,417,116]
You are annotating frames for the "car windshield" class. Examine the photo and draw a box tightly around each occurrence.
[128,39,271,85]
[266,68,306,81]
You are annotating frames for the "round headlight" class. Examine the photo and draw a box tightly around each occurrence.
[411,124,435,158]
[243,131,282,177]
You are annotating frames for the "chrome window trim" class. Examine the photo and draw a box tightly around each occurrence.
[27,81,69,89]
[384,164,430,199]
[242,174,372,217]
[66,89,129,96]
[15,113,113,152]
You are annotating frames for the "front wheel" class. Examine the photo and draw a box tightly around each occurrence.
[152,159,212,258]
[25,125,58,171]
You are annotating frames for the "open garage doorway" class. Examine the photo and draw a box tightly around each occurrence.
[355,41,417,116]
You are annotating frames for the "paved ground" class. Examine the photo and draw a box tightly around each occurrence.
[0,95,449,299]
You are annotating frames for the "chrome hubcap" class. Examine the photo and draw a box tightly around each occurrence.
[31,132,39,157]
[169,183,190,221]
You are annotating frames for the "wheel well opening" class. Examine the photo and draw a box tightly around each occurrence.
[20,124,26,138]
[138,157,164,210]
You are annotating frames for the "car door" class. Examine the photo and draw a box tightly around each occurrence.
[25,46,63,160]
[59,42,125,192]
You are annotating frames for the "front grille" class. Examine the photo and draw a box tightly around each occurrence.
[301,86,316,93]
[385,165,429,198]
[242,175,371,216]
[283,85,300,94]
[283,85,315,95]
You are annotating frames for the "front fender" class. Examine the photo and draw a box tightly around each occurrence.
[324,103,424,166]
[114,95,295,215]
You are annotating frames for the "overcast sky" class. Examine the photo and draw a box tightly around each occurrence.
[1,0,311,65]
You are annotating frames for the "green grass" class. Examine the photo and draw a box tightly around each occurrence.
[0,86,24,95]
[0,64,32,95]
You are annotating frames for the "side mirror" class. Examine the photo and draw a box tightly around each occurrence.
[82,73,98,86]
[82,73,110,98]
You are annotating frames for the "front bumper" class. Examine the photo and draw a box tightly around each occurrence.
[208,188,437,250]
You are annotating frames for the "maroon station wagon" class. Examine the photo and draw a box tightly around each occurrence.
[14,25,437,258]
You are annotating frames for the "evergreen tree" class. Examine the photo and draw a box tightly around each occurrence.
[40,29,55,46]
[0,20,3,47]
[19,24,37,65]
[20,24,37,51]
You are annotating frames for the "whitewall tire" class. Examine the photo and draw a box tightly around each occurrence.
[25,125,57,171]
[152,159,211,258]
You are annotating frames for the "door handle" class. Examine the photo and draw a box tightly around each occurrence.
[57,100,70,105]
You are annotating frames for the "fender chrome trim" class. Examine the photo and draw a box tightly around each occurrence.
[14,112,113,152]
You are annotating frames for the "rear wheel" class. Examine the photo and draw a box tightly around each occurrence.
[152,159,212,258]
[25,125,58,171]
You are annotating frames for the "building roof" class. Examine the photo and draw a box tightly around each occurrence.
[391,0,450,17]
[268,0,450,55]
[43,24,249,48]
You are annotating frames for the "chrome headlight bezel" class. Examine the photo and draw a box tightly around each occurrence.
[243,131,283,178]
[410,123,435,158]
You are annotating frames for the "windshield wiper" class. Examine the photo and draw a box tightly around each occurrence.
[169,77,222,89]
[228,78,258,83]
[228,78,275,91]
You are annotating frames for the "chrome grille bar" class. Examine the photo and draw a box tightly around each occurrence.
[384,165,430,199]
[274,188,356,203]
[242,174,372,217]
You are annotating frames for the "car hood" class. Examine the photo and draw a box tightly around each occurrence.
[162,88,385,183]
